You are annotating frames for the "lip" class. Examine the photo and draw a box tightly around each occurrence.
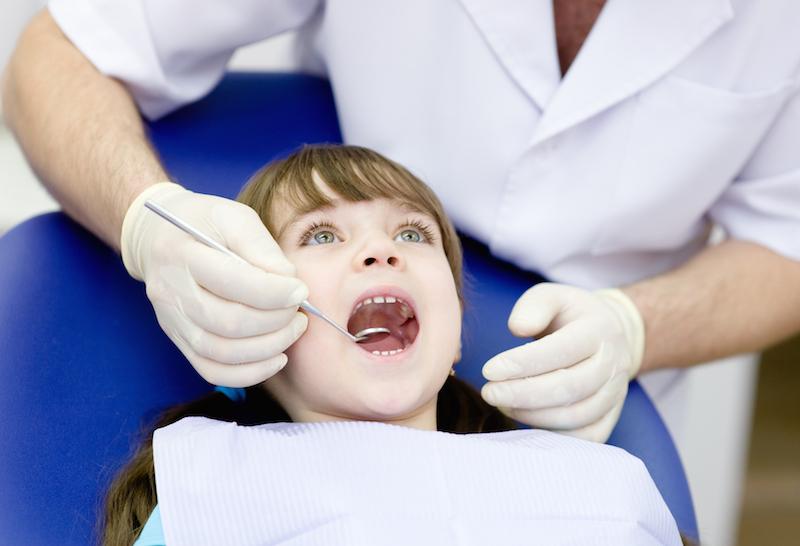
[348,284,420,360]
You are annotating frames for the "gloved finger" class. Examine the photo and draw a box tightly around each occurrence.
[195,353,289,388]
[507,282,571,337]
[558,396,626,443]
[481,349,611,409]
[180,339,290,388]
[181,284,299,339]
[210,204,298,277]
[499,374,628,430]
[483,319,599,381]
[186,244,308,309]
[172,310,308,365]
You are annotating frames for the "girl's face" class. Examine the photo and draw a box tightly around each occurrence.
[263,175,462,430]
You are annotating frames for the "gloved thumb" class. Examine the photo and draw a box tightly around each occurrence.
[507,283,565,338]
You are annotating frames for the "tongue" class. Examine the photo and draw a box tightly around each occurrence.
[347,302,418,352]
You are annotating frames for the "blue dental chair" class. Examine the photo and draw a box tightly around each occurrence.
[0,73,697,545]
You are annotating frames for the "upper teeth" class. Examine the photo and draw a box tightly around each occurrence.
[353,295,404,313]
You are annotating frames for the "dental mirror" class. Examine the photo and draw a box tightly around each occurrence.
[298,300,391,343]
[353,327,392,343]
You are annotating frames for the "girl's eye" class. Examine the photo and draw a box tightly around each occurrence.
[299,222,340,246]
[396,229,422,243]
[396,219,436,244]
[311,230,337,245]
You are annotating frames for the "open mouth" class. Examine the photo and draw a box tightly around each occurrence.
[347,294,419,356]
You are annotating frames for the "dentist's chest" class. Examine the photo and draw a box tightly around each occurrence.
[303,0,797,260]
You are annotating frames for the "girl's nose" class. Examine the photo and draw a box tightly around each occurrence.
[355,235,403,270]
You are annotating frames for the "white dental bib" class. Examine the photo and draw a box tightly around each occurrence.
[153,418,680,545]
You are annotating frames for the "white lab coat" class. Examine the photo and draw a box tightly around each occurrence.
[47,1,800,543]
[48,0,800,289]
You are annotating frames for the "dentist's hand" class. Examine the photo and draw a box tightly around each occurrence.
[121,182,309,387]
[480,283,645,442]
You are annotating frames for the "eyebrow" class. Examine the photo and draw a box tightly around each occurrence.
[275,200,431,241]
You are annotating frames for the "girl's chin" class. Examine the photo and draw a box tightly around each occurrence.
[348,392,434,423]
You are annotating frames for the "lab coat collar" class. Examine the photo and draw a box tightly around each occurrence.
[457,0,734,145]
[457,0,561,112]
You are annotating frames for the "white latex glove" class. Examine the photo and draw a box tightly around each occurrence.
[481,283,645,443]
[121,182,309,387]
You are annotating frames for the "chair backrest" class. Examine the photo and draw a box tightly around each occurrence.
[0,72,696,544]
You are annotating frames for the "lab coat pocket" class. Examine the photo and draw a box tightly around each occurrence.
[591,76,796,256]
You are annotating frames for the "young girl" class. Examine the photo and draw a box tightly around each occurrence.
[103,145,683,546]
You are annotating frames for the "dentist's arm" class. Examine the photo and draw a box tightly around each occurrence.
[625,239,800,372]
[3,9,163,250]
[2,9,308,387]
